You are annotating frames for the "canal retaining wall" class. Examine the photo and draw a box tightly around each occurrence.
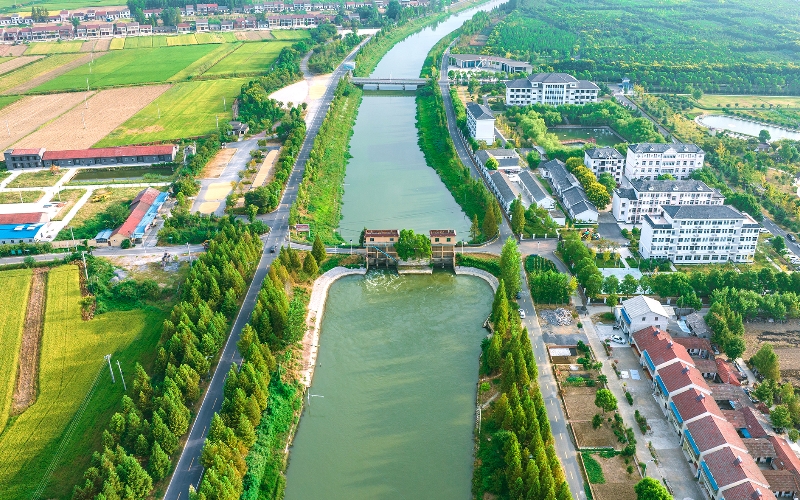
[454,266,498,292]
[301,266,367,387]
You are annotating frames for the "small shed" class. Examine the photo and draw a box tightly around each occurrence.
[229,121,249,140]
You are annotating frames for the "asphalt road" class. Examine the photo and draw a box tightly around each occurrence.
[760,216,800,260]
[162,40,368,499]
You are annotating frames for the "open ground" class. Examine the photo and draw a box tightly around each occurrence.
[13,85,170,150]
[696,94,800,109]
[60,187,142,237]
[0,56,44,76]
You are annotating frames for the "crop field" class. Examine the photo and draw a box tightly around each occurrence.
[168,42,241,81]
[0,0,120,12]
[204,40,292,76]
[0,265,164,500]
[109,38,125,50]
[0,45,27,57]
[0,55,43,76]
[0,53,85,94]
[7,169,65,188]
[271,29,311,40]
[695,94,800,109]
[123,36,153,49]
[15,85,170,150]
[0,92,90,150]
[96,78,247,146]
[32,45,217,92]
[0,269,33,436]
[24,41,83,55]
[167,33,200,46]
[0,95,20,111]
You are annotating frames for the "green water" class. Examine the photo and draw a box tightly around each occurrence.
[283,272,492,499]
[70,165,175,183]
[548,127,621,148]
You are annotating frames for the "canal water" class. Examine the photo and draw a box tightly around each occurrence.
[283,272,493,499]
[336,0,507,240]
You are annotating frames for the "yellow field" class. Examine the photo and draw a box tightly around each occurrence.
[0,269,33,435]
[24,41,83,55]
[0,92,91,150]
[0,53,84,94]
[109,38,125,50]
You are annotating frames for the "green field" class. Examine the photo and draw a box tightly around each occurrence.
[168,41,241,81]
[0,53,83,94]
[95,78,247,146]
[0,266,165,500]
[204,40,293,76]
[271,29,311,40]
[0,95,20,111]
[0,269,33,436]
[7,169,65,188]
[123,36,153,49]
[32,45,217,92]
[24,41,83,55]
[695,94,800,109]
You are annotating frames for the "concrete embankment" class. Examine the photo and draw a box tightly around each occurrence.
[454,266,498,292]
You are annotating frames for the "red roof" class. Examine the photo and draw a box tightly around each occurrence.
[703,447,769,489]
[673,388,725,422]
[659,361,710,395]
[768,435,800,475]
[10,148,44,155]
[0,212,46,224]
[430,229,456,237]
[113,204,148,238]
[687,414,747,454]
[723,480,777,500]
[742,407,769,438]
[365,229,399,238]
[646,337,695,370]
[716,358,742,386]
[131,187,161,209]
[673,337,712,353]
[42,145,175,161]
[632,326,669,352]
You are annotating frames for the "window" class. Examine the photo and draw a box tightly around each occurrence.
[369,238,374,242]
[435,238,440,242]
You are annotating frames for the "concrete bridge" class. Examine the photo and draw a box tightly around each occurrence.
[351,77,427,90]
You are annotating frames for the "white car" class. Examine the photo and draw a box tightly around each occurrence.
[611,335,625,344]
[519,309,526,319]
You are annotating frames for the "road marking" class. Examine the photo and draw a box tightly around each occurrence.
[560,433,563,440]
[189,457,194,470]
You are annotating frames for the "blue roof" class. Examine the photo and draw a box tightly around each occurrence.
[620,308,632,325]
[96,229,113,240]
[740,428,751,438]
[685,429,700,456]
[643,350,656,372]
[655,375,668,396]
[670,401,683,424]
[700,461,718,492]
[0,223,44,241]
[132,192,167,239]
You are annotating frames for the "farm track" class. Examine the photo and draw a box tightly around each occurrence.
[2,52,106,96]
[12,269,47,415]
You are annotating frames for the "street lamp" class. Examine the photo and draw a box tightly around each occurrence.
[349,239,353,255]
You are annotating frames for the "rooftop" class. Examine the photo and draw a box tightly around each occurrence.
[518,170,549,202]
[662,204,748,220]
[672,387,725,423]
[466,102,494,121]
[687,414,747,454]
[703,446,769,490]
[629,178,721,195]
[0,212,47,225]
[762,469,800,495]
[429,229,456,237]
[0,223,45,241]
[716,358,743,386]
[658,360,710,394]
[722,481,776,500]
[365,229,399,238]
[585,147,623,160]
[41,145,175,161]
[768,435,800,474]
[628,142,704,154]
[742,407,770,439]
[673,336,712,353]
[743,438,776,459]
[624,296,670,319]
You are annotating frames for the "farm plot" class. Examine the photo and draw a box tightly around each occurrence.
[0,92,90,150]
[0,95,20,111]
[24,41,83,55]
[235,31,264,41]
[0,45,27,57]
[0,265,163,500]
[96,78,247,146]
[271,29,311,40]
[123,36,153,49]
[168,42,240,81]
[205,40,292,76]
[109,38,125,50]
[94,38,112,51]
[6,169,66,188]
[14,85,170,150]
[31,45,217,92]
[588,453,640,500]
[167,33,199,46]
[0,53,86,95]
[0,269,33,435]
[744,319,800,385]
[0,56,44,76]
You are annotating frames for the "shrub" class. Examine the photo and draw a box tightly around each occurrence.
[625,391,634,405]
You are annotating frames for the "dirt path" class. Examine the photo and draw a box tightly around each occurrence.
[12,268,48,415]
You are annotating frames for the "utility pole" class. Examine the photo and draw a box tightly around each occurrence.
[117,360,126,391]
[105,355,115,383]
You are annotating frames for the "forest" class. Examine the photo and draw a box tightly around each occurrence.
[470,0,800,94]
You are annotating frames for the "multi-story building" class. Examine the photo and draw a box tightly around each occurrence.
[639,205,760,264]
[612,179,725,224]
[584,147,624,184]
[465,102,495,142]
[505,73,599,107]
[624,143,705,180]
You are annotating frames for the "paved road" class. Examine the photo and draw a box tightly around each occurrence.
[162,40,368,499]
[760,215,800,260]
[192,137,261,215]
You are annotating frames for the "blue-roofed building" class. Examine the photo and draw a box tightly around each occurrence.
[0,223,45,245]
[109,188,167,246]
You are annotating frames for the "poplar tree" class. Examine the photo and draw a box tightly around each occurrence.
[483,203,499,238]
[511,196,526,235]
[500,237,522,297]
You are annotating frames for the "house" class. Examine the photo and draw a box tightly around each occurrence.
[0,223,46,245]
[584,147,625,184]
[476,148,520,173]
[448,53,532,74]
[465,102,495,142]
[762,470,800,499]
[487,171,516,214]
[506,73,599,106]
[4,145,177,169]
[195,19,209,30]
[229,121,249,139]
[176,22,191,32]
[624,143,705,181]
[639,205,761,264]
[683,415,748,467]
[109,188,167,246]
[698,447,774,500]
[743,438,776,465]
[2,148,46,168]
[768,435,800,475]
[516,170,555,210]
[364,229,398,245]
[684,311,711,338]
[612,179,724,224]
[631,326,694,379]
[716,359,743,386]
[618,298,670,335]
[540,159,598,223]
[654,361,711,404]
[139,23,152,34]
[670,388,726,435]
[220,19,234,30]
[673,337,712,358]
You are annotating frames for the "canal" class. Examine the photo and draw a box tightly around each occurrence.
[283,272,493,499]
[336,0,506,241]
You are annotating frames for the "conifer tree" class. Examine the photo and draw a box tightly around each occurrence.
[524,459,541,500]
[494,393,510,427]
[303,252,319,275]
[492,280,508,323]
[483,202,499,238]
[502,353,518,395]
[504,433,523,490]
[487,331,503,373]
[149,442,170,480]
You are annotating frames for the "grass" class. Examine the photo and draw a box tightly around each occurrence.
[51,188,86,221]
[58,187,140,237]
[0,191,45,203]
[695,94,800,109]
[291,83,362,244]
[6,170,65,188]
[32,45,218,92]
[0,265,166,500]
[204,40,293,77]
[0,269,33,435]
[0,54,83,94]
[24,41,83,55]
[168,42,241,81]
[95,78,248,146]
[109,38,125,50]
[0,95,20,111]
[271,29,311,40]
[581,452,606,484]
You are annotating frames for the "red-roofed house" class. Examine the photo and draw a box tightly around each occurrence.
[655,361,711,405]
[684,415,748,468]
[700,447,773,500]
[762,469,800,499]
[0,212,49,224]
[722,480,777,500]
[768,435,800,476]
[40,145,177,167]
[670,388,726,434]
[716,358,743,386]
[742,407,770,439]
[632,327,694,379]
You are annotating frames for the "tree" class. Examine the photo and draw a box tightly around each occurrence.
[597,172,616,195]
[585,182,611,210]
[594,389,618,414]
[771,405,792,430]
[620,274,639,296]
[759,129,771,142]
[485,157,499,170]
[751,343,780,381]
[511,196,526,235]
[470,214,480,242]
[724,335,746,361]
[754,380,777,407]
[602,275,619,294]
[386,0,401,19]
[247,204,258,223]
[500,237,522,297]
[482,203,499,239]
[312,233,326,263]
[772,236,787,254]
[635,477,672,500]
[149,442,171,480]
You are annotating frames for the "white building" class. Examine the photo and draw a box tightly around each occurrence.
[465,102,495,142]
[505,73,599,106]
[540,159,598,224]
[612,179,725,224]
[487,171,516,214]
[615,296,670,335]
[639,205,760,264]
[516,169,555,210]
[476,148,521,173]
[584,147,625,184]
[448,53,532,74]
[625,143,705,181]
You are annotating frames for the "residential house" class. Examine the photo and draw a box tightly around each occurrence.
[616,297,671,336]
[487,171,516,214]
[476,148,521,173]
[516,169,555,210]
[584,147,625,184]
[465,102,495,142]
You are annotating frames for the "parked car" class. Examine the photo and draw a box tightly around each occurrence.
[788,234,796,243]
[611,335,625,344]
[519,309,526,319]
